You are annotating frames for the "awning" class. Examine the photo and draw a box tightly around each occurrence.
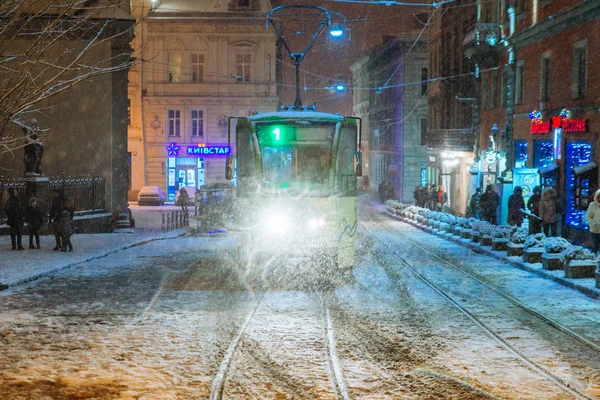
[538,162,559,175]
[573,161,597,176]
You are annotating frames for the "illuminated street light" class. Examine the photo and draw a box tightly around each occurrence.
[329,23,344,37]
[335,83,345,92]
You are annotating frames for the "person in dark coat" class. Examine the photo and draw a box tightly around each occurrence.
[4,188,24,250]
[49,189,64,251]
[468,188,482,218]
[507,186,526,227]
[378,180,387,203]
[527,186,542,234]
[60,197,75,252]
[479,184,500,225]
[428,185,437,210]
[26,197,43,249]
[386,180,395,201]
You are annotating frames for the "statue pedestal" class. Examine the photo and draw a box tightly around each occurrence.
[25,176,49,233]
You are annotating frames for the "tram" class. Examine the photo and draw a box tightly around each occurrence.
[226,110,362,274]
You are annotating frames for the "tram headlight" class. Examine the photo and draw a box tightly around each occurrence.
[308,217,326,230]
[265,212,290,235]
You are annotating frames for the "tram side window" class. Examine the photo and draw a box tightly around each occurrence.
[336,127,357,195]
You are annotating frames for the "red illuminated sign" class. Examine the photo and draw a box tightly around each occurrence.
[530,116,587,134]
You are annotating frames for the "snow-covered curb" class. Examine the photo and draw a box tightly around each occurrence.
[386,210,600,300]
[0,228,188,291]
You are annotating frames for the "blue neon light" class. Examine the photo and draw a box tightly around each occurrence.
[514,141,528,168]
[166,142,179,157]
[566,142,592,229]
[186,145,230,156]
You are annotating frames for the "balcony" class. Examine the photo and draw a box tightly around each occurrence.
[426,129,475,152]
[463,23,502,67]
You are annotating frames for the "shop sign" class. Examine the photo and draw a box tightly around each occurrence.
[186,144,231,156]
[165,142,231,157]
[530,111,587,134]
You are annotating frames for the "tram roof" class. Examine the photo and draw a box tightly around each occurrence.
[248,111,346,123]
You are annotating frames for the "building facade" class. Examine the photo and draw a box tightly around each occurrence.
[128,0,279,201]
[426,1,478,215]
[472,0,599,240]
[351,35,428,203]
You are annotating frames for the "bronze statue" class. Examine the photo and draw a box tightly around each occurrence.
[23,118,44,176]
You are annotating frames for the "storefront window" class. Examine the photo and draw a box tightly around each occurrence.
[565,142,592,228]
[533,140,553,168]
[514,141,528,168]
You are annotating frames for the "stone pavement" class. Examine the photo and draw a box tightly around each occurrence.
[0,229,187,290]
[386,211,600,300]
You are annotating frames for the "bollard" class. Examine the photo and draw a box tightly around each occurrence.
[162,213,166,233]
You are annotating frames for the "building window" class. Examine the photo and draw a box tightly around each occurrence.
[514,141,528,168]
[516,0,526,14]
[482,76,488,110]
[491,71,498,109]
[168,53,182,83]
[421,68,428,95]
[235,53,251,82]
[190,110,204,137]
[572,41,587,99]
[540,54,550,102]
[533,140,553,168]
[168,110,181,136]
[420,118,427,146]
[515,60,524,104]
[190,53,204,83]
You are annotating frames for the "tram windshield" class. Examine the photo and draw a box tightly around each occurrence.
[257,123,334,196]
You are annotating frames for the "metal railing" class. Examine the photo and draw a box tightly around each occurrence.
[48,173,106,214]
[0,174,106,224]
[162,210,189,232]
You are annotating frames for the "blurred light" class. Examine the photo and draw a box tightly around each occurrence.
[265,213,289,235]
[329,23,344,37]
[308,218,326,230]
[273,128,281,141]
[335,84,345,92]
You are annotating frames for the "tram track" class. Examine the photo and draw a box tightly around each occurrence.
[362,218,598,400]
[377,215,600,353]
[209,291,351,400]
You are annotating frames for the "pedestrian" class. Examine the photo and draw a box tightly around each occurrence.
[468,187,482,218]
[413,185,421,206]
[386,180,395,201]
[177,187,190,212]
[378,180,387,203]
[527,186,542,234]
[586,189,600,253]
[479,184,500,225]
[428,185,438,210]
[49,189,63,251]
[507,186,526,227]
[4,188,24,250]
[194,188,203,216]
[437,185,448,211]
[362,175,370,192]
[26,197,43,249]
[539,187,560,237]
[60,197,75,252]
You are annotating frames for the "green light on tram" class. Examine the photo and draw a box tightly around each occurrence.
[273,128,281,141]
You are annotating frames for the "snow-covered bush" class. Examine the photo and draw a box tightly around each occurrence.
[491,225,511,239]
[456,218,470,229]
[563,245,596,265]
[472,221,493,236]
[543,237,570,254]
[509,227,529,245]
[523,233,546,251]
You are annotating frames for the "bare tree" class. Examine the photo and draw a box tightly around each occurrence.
[0,0,135,155]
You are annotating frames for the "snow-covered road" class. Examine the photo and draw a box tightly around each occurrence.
[1,209,599,399]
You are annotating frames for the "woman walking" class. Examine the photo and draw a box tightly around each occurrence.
[539,187,560,237]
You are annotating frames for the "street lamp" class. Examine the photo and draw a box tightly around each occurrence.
[335,83,345,92]
[329,22,344,37]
